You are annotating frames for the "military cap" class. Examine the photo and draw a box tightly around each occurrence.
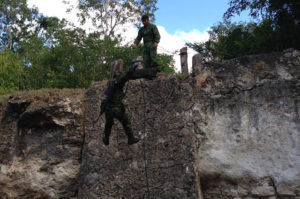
[141,15,149,21]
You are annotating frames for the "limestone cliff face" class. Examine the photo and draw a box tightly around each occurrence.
[0,90,85,198]
[79,75,196,199]
[0,49,299,199]
[190,49,300,198]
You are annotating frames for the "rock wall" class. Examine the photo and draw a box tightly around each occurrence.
[190,49,300,198]
[78,77,196,198]
[0,90,85,198]
[0,49,299,198]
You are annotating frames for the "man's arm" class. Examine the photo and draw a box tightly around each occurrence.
[153,25,160,45]
[117,64,139,86]
[132,29,143,48]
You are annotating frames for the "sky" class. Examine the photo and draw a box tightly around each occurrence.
[156,0,250,34]
[27,0,250,72]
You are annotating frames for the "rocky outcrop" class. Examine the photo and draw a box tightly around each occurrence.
[78,75,196,199]
[78,49,300,199]
[0,49,299,198]
[190,49,300,198]
[0,90,85,198]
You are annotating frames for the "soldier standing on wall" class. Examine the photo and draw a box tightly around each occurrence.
[132,15,161,71]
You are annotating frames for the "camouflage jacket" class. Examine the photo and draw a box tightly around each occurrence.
[101,66,157,114]
[105,72,133,106]
[134,23,160,45]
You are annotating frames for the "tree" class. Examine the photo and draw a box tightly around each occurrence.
[0,0,40,51]
[71,0,158,39]
[224,0,300,50]
[0,51,25,94]
[187,20,277,60]
[157,54,175,73]
[224,0,300,20]
[0,0,173,93]
[188,0,299,60]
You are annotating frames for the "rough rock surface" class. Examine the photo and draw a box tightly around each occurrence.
[0,49,299,198]
[191,49,300,198]
[0,90,85,198]
[78,76,196,198]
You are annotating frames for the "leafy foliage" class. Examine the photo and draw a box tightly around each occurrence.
[189,0,300,60]
[224,0,300,50]
[0,0,40,51]
[0,0,173,94]
[0,51,24,94]
[157,54,175,73]
[188,20,277,60]
[71,0,158,39]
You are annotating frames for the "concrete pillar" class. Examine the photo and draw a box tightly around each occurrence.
[180,47,188,74]
[192,54,204,75]
[111,59,123,72]
[110,59,123,79]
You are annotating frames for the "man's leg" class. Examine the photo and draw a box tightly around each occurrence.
[150,45,158,69]
[143,44,151,68]
[103,111,114,145]
[116,106,139,145]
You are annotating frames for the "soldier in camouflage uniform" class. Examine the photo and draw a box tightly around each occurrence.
[101,61,142,146]
[132,15,161,70]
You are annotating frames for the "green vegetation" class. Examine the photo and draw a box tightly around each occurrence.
[0,51,24,94]
[188,0,300,60]
[73,0,158,39]
[157,54,175,74]
[0,0,173,94]
[2,0,298,94]
[176,73,189,81]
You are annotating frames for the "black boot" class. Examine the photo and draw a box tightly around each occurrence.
[128,137,140,145]
[103,137,109,145]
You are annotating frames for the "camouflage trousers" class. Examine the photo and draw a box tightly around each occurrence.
[143,42,158,69]
[104,104,134,139]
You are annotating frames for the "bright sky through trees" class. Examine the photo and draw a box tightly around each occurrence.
[156,0,250,34]
[27,0,250,71]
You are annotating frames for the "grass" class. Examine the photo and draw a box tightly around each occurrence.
[176,73,190,81]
